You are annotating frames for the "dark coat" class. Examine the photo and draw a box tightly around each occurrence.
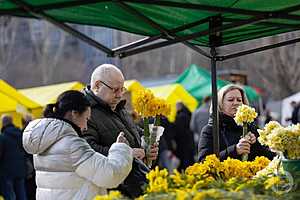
[173,106,195,170]
[291,105,300,124]
[82,86,141,155]
[0,124,27,178]
[198,113,275,162]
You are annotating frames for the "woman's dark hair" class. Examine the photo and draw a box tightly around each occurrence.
[44,90,90,118]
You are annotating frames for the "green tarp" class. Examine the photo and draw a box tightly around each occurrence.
[1,0,300,47]
[175,64,260,103]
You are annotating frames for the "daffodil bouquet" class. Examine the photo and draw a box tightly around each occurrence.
[133,89,171,167]
[258,121,300,160]
[234,104,258,161]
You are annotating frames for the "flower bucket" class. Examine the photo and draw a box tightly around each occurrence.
[282,159,300,190]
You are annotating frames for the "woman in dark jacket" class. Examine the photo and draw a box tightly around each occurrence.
[198,84,275,162]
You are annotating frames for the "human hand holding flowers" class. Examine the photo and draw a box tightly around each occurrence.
[132,88,171,167]
[236,137,251,155]
[148,143,159,161]
[116,132,129,145]
[132,148,146,160]
[246,132,257,144]
[234,104,258,161]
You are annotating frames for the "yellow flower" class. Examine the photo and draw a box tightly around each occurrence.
[133,89,171,118]
[135,196,145,200]
[146,166,169,193]
[93,191,122,200]
[234,104,257,126]
[257,121,282,145]
[258,121,300,159]
[175,189,189,200]
[264,176,281,190]
[170,170,185,187]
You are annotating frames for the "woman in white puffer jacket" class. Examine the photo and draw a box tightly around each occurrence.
[23,90,133,200]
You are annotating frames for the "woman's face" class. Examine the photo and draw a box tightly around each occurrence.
[222,89,243,117]
[72,107,91,131]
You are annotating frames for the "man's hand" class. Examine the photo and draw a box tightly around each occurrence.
[148,143,159,161]
[132,148,145,160]
[116,132,129,145]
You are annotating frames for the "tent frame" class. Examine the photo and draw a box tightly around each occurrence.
[4,0,300,156]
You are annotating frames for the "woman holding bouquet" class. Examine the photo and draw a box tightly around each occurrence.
[198,84,275,162]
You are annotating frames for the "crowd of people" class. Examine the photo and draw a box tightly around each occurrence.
[1,63,297,199]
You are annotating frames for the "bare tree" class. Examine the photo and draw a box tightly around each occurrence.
[244,32,300,99]
[29,20,66,84]
[0,17,19,79]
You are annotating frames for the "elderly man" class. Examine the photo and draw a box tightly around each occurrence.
[0,115,27,200]
[83,64,159,158]
[82,64,158,196]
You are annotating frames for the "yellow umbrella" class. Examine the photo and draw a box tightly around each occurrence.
[150,83,198,122]
[124,79,144,92]
[19,81,85,106]
[0,80,41,128]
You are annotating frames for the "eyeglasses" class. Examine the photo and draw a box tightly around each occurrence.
[99,80,126,94]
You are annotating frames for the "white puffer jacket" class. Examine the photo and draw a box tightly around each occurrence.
[23,118,133,200]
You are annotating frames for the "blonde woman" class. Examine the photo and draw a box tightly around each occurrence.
[198,84,274,161]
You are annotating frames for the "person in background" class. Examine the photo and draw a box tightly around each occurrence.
[287,101,300,124]
[198,84,275,162]
[264,109,273,125]
[22,90,133,199]
[157,116,180,172]
[190,96,211,157]
[0,115,28,200]
[173,102,195,171]
[22,115,36,200]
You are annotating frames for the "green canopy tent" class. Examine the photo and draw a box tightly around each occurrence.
[175,64,260,104]
[2,0,300,156]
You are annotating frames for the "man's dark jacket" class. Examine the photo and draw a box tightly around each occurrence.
[198,113,275,162]
[82,86,141,155]
[0,124,27,178]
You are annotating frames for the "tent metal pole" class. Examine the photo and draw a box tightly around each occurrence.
[112,35,162,55]
[8,0,114,56]
[219,36,300,61]
[116,1,211,58]
[123,0,300,21]
[209,16,221,158]
[210,47,220,157]
[223,18,300,29]
[113,17,211,56]
[120,14,268,58]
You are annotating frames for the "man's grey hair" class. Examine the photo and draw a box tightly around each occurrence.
[90,64,122,89]
[1,114,13,127]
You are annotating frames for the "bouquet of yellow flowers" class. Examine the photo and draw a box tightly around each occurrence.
[258,121,300,160]
[234,104,258,161]
[133,88,171,167]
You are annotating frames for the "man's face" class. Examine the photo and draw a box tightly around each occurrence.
[94,72,125,110]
